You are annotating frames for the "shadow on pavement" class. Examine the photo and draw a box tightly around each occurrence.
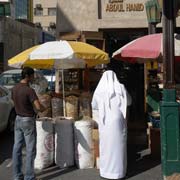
[36,166,77,180]
[127,144,161,178]
[0,131,162,180]
[0,131,14,165]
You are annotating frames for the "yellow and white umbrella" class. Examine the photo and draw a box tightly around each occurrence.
[8,40,109,116]
[8,40,109,69]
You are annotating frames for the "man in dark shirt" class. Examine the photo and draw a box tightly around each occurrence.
[12,67,44,180]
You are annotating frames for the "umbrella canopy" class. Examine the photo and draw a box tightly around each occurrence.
[8,40,109,69]
[8,40,109,116]
[112,33,180,63]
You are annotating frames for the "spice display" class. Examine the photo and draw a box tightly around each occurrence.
[51,97,63,118]
[65,95,79,120]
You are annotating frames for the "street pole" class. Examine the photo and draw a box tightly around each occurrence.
[148,23,156,34]
[160,0,180,178]
[163,0,175,87]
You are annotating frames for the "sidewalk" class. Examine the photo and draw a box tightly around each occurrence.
[36,166,162,180]
[36,162,162,180]
[36,147,163,180]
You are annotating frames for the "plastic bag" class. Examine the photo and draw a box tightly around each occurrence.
[30,71,48,94]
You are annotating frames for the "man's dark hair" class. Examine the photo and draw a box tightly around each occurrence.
[21,67,34,79]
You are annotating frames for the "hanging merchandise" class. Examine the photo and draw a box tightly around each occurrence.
[54,118,74,168]
[34,118,54,170]
[74,120,94,169]
[30,72,49,95]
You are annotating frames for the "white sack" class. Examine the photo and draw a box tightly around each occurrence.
[35,118,54,170]
[74,120,94,169]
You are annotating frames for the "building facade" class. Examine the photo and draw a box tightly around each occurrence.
[56,0,158,56]
[0,16,42,71]
[33,0,57,35]
[0,1,55,72]
[56,0,149,32]
[55,0,180,129]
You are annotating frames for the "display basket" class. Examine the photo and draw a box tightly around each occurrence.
[148,111,160,128]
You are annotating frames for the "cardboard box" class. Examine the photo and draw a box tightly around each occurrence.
[92,129,99,168]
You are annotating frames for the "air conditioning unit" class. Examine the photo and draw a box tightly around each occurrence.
[49,22,56,28]
[35,22,41,27]
[36,4,42,9]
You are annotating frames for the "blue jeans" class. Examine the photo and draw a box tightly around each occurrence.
[12,116,36,180]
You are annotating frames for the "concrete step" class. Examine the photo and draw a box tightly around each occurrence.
[166,174,180,180]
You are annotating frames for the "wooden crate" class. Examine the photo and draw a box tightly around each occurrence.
[150,127,161,159]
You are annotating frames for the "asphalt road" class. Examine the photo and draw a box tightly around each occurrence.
[0,131,14,180]
[0,131,163,180]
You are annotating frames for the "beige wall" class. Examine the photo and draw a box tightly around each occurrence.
[56,0,149,33]
[57,0,99,32]
[56,0,180,34]
[100,0,148,28]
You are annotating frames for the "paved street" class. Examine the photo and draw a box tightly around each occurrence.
[33,157,163,180]
[0,131,163,180]
[35,164,162,180]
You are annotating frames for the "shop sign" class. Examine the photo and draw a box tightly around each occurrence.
[101,0,146,21]
[105,0,144,12]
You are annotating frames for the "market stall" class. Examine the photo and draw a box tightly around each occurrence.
[112,33,180,158]
[8,40,109,170]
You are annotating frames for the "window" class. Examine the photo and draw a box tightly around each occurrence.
[48,8,56,16]
[0,4,10,16]
[34,8,43,16]
[0,73,21,86]
[15,0,28,19]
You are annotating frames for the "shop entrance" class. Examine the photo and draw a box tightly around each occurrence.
[104,30,147,125]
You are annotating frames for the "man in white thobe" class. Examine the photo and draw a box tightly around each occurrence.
[91,70,132,179]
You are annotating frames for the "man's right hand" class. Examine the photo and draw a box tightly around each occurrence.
[34,99,45,112]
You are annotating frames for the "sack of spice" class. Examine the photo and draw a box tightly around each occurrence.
[79,92,92,118]
[65,95,79,120]
[51,97,63,118]
[37,94,52,117]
